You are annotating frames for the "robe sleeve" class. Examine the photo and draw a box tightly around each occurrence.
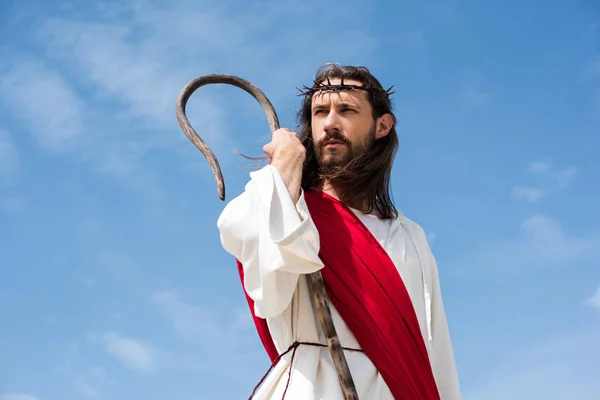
[427,249,462,400]
[216,165,324,319]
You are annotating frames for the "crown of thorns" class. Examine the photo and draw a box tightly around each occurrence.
[297,76,395,99]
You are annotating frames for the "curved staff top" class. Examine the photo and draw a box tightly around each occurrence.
[175,73,359,400]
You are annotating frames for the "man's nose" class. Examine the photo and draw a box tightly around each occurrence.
[323,110,341,134]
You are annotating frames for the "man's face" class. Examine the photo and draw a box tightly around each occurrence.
[310,78,377,169]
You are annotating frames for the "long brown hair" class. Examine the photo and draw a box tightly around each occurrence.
[297,63,399,219]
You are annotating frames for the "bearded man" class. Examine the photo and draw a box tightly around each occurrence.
[217,63,462,399]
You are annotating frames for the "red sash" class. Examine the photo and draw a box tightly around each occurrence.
[237,190,440,399]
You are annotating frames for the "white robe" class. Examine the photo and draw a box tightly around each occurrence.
[217,165,462,399]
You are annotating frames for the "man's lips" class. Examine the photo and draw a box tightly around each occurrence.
[323,140,346,148]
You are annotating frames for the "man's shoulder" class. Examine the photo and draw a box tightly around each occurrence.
[398,212,425,234]
[397,212,432,247]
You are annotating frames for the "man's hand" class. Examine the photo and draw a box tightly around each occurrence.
[263,128,306,204]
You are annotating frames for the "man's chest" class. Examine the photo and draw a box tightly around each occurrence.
[353,213,424,290]
[351,213,431,341]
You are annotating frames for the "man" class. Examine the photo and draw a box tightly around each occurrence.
[217,63,461,399]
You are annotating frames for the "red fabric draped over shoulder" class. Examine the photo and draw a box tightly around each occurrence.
[237,190,440,399]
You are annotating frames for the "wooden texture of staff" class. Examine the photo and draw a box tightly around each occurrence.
[175,74,359,400]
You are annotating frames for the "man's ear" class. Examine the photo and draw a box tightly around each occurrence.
[375,113,393,139]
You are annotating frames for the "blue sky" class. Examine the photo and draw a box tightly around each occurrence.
[1,0,599,399]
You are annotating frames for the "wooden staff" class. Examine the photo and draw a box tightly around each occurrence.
[175,74,359,400]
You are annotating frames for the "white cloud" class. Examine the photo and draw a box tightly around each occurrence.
[151,291,258,356]
[90,332,155,373]
[551,166,578,189]
[35,0,376,133]
[55,343,109,398]
[0,394,40,400]
[0,58,85,152]
[151,291,243,347]
[37,18,208,128]
[519,214,597,261]
[71,367,107,398]
[452,213,600,277]
[150,290,268,384]
[512,161,578,203]
[0,55,168,204]
[584,286,600,310]
[528,161,553,173]
[0,128,18,181]
[0,0,375,200]
[510,186,545,203]
[528,161,578,188]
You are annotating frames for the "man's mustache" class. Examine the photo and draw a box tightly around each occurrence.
[317,132,350,147]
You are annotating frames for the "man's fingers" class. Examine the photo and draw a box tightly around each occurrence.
[263,142,274,156]
[264,128,297,158]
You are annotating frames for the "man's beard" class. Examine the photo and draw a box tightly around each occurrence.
[314,125,376,172]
